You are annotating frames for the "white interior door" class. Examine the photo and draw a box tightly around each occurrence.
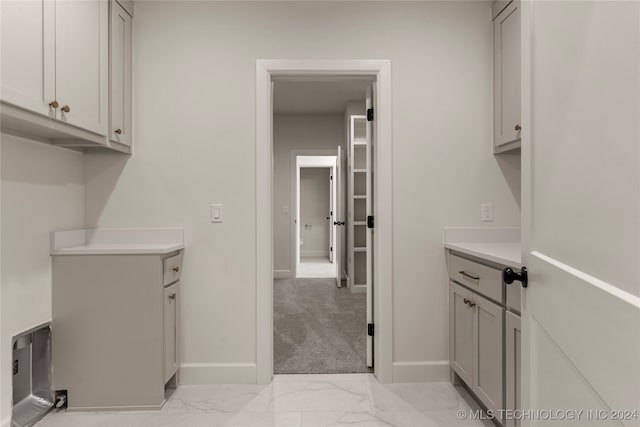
[329,168,334,263]
[521,2,640,423]
[334,147,342,286]
[365,86,374,368]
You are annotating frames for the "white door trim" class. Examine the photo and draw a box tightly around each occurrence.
[256,59,393,384]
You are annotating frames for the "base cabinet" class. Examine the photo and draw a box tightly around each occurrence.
[505,311,522,427]
[52,251,182,410]
[450,281,504,423]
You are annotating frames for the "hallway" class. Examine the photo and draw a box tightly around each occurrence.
[274,278,370,374]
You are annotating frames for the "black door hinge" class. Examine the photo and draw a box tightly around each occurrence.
[367,107,374,121]
[367,215,374,229]
[368,323,375,336]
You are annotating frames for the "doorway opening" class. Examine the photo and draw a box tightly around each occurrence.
[295,157,337,279]
[272,77,373,374]
[256,60,393,384]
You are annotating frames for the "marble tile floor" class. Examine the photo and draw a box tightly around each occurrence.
[37,374,494,427]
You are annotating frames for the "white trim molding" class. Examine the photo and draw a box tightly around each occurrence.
[179,363,257,385]
[273,270,293,279]
[256,59,393,385]
[392,361,450,383]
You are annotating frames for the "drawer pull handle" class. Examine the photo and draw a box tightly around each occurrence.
[168,293,176,300]
[459,271,479,281]
[463,298,476,308]
[172,266,180,273]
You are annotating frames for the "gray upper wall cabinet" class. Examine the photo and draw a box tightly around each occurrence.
[493,1,521,153]
[0,0,132,154]
[110,0,133,147]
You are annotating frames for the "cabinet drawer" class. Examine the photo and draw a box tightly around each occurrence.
[448,253,502,302]
[163,252,183,286]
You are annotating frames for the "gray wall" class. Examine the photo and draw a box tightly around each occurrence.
[0,135,85,420]
[273,114,346,274]
[300,168,331,258]
[83,1,521,383]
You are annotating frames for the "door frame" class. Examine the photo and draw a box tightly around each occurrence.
[256,59,393,384]
[295,155,337,276]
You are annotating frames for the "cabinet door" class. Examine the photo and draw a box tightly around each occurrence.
[55,0,108,135]
[493,1,521,152]
[0,0,56,117]
[164,282,179,382]
[472,293,504,420]
[109,1,132,146]
[505,311,521,427]
[449,282,474,385]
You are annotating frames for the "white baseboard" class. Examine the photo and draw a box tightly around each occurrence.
[179,363,257,384]
[392,361,450,382]
[301,250,328,257]
[273,270,293,279]
[350,284,366,294]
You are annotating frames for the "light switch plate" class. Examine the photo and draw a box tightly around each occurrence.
[211,204,223,223]
[481,203,494,222]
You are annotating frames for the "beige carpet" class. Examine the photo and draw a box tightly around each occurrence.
[274,278,371,374]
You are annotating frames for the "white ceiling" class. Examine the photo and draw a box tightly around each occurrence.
[273,79,370,114]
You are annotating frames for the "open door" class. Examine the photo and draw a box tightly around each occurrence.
[365,85,374,368]
[329,168,334,264]
[334,147,342,286]
[521,2,640,422]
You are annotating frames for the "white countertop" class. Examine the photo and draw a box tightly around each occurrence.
[51,228,185,255]
[52,243,184,255]
[443,227,521,267]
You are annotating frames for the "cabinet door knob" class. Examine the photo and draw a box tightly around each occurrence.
[49,100,59,109]
[172,266,180,273]
[114,128,122,135]
[61,105,70,113]
[168,293,176,300]
[515,124,522,132]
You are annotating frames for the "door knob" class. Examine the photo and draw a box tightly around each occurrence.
[114,128,122,135]
[503,267,528,288]
[61,105,70,113]
[49,100,59,109]
[515,124,522,132]
[168,293,176,300]
[172,266,180,273]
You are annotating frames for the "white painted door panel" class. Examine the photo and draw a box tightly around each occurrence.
[505,311,521,427]
[472,293,504,420]
[365,85,373,368]
[494,1,521,150]
[522,2,640,425]
[164,282,179,382]
[109,0,132,145]
[335,146,343,286]
[0,0,56,117]
[56,0,108,135]
[449,282,474,386]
